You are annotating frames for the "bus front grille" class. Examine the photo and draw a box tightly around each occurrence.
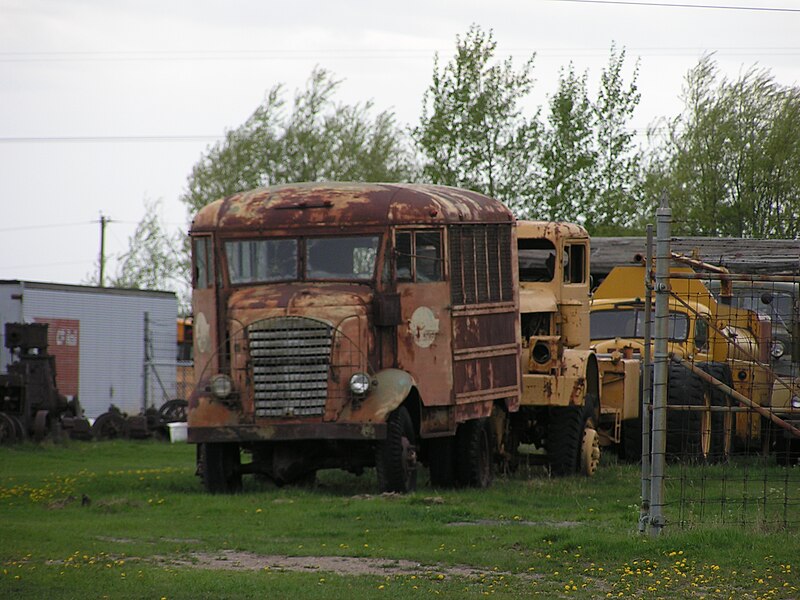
[247,317,332,417]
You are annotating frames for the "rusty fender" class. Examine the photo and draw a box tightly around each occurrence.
[338,368,416,423]
[562,349,600,404]
[186,380,241,429]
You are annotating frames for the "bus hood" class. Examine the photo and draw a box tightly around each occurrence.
[226,284,372,325]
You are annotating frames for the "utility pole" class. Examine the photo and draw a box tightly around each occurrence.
[97,213,111,287]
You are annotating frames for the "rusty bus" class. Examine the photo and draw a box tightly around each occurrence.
[188,183,521,493]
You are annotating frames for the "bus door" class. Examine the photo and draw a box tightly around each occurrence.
[394,229,454,410]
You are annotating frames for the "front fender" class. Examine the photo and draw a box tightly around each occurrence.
[563,349,601,419]
[339,368,416,423]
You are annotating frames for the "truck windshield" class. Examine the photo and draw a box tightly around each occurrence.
[731,291,794,330]
[225,236,380,284]
[591,309,689,342]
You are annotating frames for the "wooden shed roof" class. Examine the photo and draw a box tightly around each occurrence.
[590,237,800,276]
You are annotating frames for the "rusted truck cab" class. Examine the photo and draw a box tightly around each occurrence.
[188,183,521,493]
[504,221,601,476]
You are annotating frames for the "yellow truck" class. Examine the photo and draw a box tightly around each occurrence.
[591,265,773,461]
[500,221,601,476]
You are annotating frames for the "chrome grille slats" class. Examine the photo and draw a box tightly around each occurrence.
[247,316,332,417]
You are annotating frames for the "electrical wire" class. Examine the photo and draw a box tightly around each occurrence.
[545,0,800,12]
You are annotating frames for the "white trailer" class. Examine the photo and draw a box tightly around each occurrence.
[0,281,177,419]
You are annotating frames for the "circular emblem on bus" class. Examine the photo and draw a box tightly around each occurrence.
[409,306,440,348]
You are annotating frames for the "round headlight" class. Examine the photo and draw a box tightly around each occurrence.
[349,372,371,396]
[791,396,800,410]
[210,374,233,399]
[771,340,785,359]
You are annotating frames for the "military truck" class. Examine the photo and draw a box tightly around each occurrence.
[591,265,773,461]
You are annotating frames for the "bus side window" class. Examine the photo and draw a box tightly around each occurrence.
[395,232,412,281]
[415,231,442,282]
[193,237,213,289]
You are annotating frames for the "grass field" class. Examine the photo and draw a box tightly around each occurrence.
[1,440,798,599]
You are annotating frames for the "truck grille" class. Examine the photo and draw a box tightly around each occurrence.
[247,317,332,417]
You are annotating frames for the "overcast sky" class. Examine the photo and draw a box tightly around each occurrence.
[2,0,799,287]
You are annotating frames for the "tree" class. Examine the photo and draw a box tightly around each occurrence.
[586,44,643,235]
[413,25,542,217]
[106,199,190,309]
[182,67,415,214]
[645,55,800,238]
[539,64,596,223]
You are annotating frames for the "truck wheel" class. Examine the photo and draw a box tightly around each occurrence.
[775,434,800,466]
[0,412,17,445]
[200,442,242,494]
[580,424,601,476]
[698,362,734,462]
[619,417,643,463]
[667,364,710,462]
[427,436,456,488]
[92,411,128,440]
[455,418,493,488]
[547,406,583,476]
[376,406,417,493]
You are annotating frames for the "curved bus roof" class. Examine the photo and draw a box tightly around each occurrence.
[191,182,515,233]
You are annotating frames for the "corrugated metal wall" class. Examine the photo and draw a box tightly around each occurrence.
[0,282,177,419]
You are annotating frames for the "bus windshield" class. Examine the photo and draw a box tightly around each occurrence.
[225,236,380,284]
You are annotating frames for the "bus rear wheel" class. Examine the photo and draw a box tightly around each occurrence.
[455,418,493,488]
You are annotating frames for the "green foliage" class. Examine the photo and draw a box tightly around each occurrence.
[1,443,798,599]
[413,25,542,217]
[182,67,415,214]
[645,55,800,238]
[105,199,190,310]
[539,64,596,223]
[586,44,643,235]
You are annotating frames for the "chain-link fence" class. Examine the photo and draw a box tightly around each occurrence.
[143,314,192,410]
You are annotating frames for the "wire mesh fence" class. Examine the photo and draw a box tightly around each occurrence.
[641,260,800,530]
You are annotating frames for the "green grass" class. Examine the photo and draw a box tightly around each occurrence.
[1,440,798,598]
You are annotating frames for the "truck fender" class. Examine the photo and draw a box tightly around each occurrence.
[339,368,417,423]
[562,349,600,423]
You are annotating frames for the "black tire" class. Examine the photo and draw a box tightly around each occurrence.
[376,406,418,493]
[547,406,583,476]
[159,399,188,423]
[698,362,734,462]
[427,436,456,488]
[619,417,643,463]
[666,364,710,462]
[0,412,17,445]
[200,442,242,494]
[92,411,129,440]
[775,434,800,467]
[455,419,493,488]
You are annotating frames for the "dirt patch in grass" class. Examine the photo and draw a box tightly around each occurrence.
[446,519,581,528]
[161,550,540,580]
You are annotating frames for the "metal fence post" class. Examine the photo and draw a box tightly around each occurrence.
[639,224,654,533]
[143,311,150,413]
[649,193,671,536]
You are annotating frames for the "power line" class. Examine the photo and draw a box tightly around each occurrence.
[545,0,800,12]
[2,46,800,63]
[0,221,93,233]
[0,135,221,144]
